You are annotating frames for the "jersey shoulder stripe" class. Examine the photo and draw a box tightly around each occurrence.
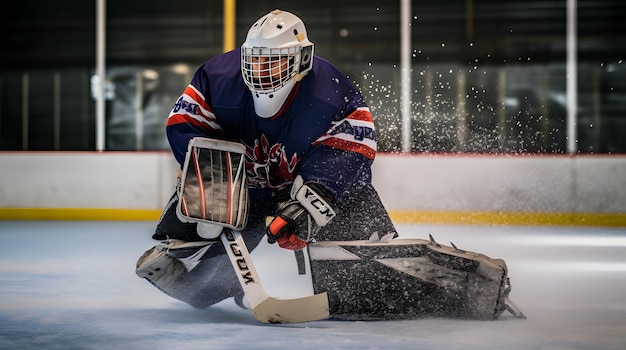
[166,84,222,132]
[184,84,213,113]
[321,138,376,160]
[348,107,374,122]
[313,107,377,160]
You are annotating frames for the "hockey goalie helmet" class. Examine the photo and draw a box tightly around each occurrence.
[241,9,314,118]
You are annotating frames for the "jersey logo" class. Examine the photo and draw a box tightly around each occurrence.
[245,134,299,189]
[328,120,376,142]
[172,96,199,115]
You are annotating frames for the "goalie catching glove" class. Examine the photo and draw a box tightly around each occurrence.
[267,175,337,250]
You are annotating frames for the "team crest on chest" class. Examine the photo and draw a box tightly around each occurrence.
[245,134,299,188]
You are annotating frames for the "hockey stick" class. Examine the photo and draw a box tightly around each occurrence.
[221,229,330,323]
[177,138,330,324]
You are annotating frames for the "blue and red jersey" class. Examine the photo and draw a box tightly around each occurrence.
[166,49,377,205]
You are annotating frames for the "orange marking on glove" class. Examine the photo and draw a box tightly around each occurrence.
[268,216,288,235]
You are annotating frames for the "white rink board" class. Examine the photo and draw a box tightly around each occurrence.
[371,154,626,214]
[0,152,178,209]
[0,152,625,213]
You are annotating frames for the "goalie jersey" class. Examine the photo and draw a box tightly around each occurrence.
[166,49,376,205]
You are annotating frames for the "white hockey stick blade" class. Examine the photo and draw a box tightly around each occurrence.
[252,292,331,324]
[221,230,330,324]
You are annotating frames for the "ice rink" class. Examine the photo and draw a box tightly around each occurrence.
[1,220,625,350]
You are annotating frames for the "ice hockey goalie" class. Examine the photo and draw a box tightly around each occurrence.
[308,233,525,321]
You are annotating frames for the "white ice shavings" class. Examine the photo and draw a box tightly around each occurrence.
[367,232,396,243]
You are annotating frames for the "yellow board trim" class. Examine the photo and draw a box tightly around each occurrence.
[0,208,161,221]
[0,208,624,227]
[389,210,626,228]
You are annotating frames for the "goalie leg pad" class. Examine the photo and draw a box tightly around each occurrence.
[308,237,518,321]
[135,241,190,299]
[136,239,244,309]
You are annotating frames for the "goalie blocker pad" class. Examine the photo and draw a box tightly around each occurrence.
[308,236,523,321]
[176,138,249,232]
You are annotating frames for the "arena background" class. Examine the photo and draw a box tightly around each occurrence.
[0,0,624,226]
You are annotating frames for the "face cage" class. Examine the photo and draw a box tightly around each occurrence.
[241,47,300,94]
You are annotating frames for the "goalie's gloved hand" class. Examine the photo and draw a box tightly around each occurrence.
[267,200,312,250]
[267,175,337,250]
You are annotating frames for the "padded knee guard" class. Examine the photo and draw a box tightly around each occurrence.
[135,240,217,308]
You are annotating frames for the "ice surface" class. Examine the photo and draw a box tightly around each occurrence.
[1,221,625,350]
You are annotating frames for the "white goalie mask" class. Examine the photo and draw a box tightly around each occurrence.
[241,10,314,118]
